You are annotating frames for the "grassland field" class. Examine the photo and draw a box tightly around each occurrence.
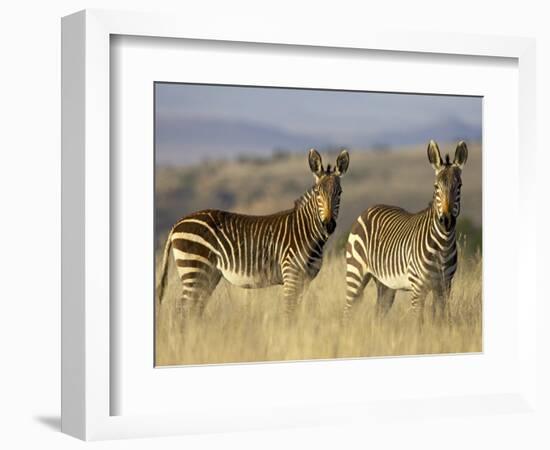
[155,143,483,365]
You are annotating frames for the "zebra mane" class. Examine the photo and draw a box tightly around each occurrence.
[294,186,316,209]
[444,154,451,165]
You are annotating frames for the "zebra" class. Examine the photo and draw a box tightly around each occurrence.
[157,148,350,318]
[343,140,468,325]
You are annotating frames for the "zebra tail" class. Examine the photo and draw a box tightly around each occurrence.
[157,229,174,304]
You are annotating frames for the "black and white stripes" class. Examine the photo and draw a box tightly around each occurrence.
[157,140,469,327]
[343,141,468,324]
[157,149,349,317]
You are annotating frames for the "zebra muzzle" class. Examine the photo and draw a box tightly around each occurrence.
[439,214,452,231]
[325,218,337,234]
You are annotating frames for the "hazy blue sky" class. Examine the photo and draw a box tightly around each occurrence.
[155,83,482,166]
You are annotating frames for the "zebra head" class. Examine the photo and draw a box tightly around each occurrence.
[308,148,350,234]
[427,140,468,231]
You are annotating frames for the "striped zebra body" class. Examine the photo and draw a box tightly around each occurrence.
[345,204,457,318]
[344,140,468,324]
[157,149,349,317]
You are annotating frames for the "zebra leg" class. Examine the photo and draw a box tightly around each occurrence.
[282,267,304,320]
[178,277,220,319]
[282,282,303,318]
[433,282,452,326]
[175,257,222,319]
[344,222,374,321]
[176,289,198,320]
[375,280,396,318]
[193,270,222,318]
[343,269,372,321]
[410,288,426,329]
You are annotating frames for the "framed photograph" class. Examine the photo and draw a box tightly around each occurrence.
[153,83,483,367]
[61,9,538,440]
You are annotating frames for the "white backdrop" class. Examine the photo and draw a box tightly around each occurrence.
[1,1,548,449]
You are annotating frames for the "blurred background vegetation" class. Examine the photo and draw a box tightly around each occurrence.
[155,141,482,257]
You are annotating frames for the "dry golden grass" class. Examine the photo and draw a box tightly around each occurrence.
[155,245,482,366]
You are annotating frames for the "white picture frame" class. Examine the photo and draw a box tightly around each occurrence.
[61,9,538,441]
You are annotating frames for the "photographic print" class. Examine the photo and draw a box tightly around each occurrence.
[154,83,482,366]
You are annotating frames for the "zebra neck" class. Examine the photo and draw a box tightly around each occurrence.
[294,188,329,241]
[428,207,456,248]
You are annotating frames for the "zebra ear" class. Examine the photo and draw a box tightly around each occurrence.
[308,148,324,178]
[427,140,443,172]
[335,149,349,176]
[453,141,468,169]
